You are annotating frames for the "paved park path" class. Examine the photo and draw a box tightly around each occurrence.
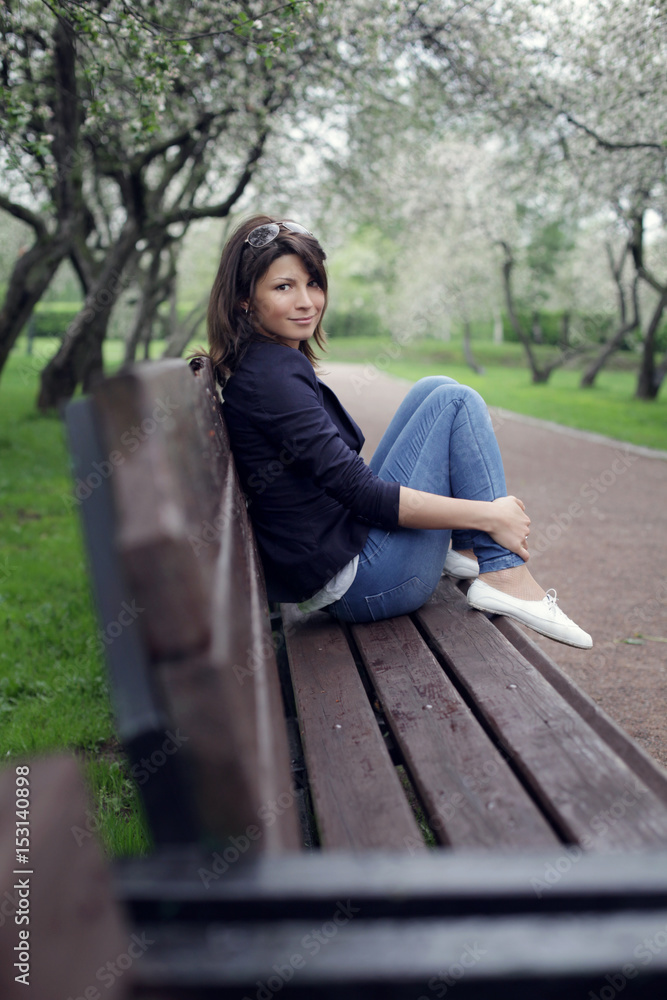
[319,361,667,771]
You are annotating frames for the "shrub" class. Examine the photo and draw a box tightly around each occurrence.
[502,309,617,346]
[324,308,388,338]
[26,302,83,338]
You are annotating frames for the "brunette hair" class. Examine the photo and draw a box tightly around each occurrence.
[203,214,328,380]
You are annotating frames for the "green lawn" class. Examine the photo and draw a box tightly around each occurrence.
[324,336,667,452]
[1,333,665,859]
[0,345,151,857]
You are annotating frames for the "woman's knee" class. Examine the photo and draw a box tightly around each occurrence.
[430,381,486,409]
[416,375,459,392]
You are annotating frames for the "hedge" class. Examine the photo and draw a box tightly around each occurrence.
[25,302,83,338]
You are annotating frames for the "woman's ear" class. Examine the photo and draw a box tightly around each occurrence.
[239,299,249,315]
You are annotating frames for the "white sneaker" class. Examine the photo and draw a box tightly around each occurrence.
[467,579,593,649]
[443,550,479,579]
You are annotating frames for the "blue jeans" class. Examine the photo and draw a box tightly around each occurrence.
[325,376,523,623]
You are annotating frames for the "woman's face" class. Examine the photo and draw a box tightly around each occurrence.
[249,254,325,348]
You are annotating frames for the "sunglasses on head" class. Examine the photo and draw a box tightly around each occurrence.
[244,220,314,248]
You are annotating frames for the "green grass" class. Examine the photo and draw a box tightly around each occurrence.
[1,331,665,859]
[323,336,667,451]
[0,343,151,857]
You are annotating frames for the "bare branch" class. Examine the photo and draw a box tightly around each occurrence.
[559,109,665,153]
[0,193,48,238]
[164,130,269,226]
[638,266,667,296]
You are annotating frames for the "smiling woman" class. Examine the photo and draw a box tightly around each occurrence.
[199,215,592,647]
[243,255,326,349]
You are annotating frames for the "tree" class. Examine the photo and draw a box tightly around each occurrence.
[0,0,347,408]
[409,0,667,396]
[580,232,639,388]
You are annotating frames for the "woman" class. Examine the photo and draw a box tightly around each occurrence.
[205,215,592,648]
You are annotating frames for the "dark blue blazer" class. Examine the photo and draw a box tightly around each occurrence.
[222,340,400,602]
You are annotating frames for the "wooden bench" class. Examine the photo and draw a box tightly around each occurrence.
[63,356,667,997]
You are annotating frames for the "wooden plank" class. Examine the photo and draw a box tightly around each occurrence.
[93,360,221,660]
[65,397,199,844]
[282,604,426,851]
[416,578,667,851]
[115,848,667,920]
[90,359,300,851]
[490,610,667,807]
[127,912,667,998]
[0,757,129,1000]
[163,364,302,852]
[65,397,167,744]
[156,455,302,851]
[350,616,559,849]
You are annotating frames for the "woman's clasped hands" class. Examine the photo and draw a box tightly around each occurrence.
[488,495,531,561]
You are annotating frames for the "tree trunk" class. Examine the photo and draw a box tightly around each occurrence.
[635,286,667,400]
[124,251,162,364]
[500,243,547,383]
[462,319,484,375]
[559,311,570,350]
[162,300,207,358]
[37,222,138,412]
[580,317,638,388]
[581,243,638,388]
[0,18,84,386]
[492,306,503,344]
[531,310,543,344]
[0,229,72,380]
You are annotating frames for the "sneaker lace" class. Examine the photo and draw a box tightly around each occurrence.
[545,588,572,623]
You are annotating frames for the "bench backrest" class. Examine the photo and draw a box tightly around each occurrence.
[66,357,301,851]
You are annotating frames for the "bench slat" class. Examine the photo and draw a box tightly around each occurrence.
[351,616,560,849]
[416,579,667,851]
[115,848,667,916]
[127,912,667,997]
[88,360,301,851]
[93,361,220,660]
[282,605,426,851]
[491,611,667,807]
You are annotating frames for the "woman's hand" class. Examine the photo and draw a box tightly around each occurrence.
[397,488,531,560]
[488,495,531,561]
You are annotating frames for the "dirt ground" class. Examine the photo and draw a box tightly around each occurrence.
[319,362,667,772]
